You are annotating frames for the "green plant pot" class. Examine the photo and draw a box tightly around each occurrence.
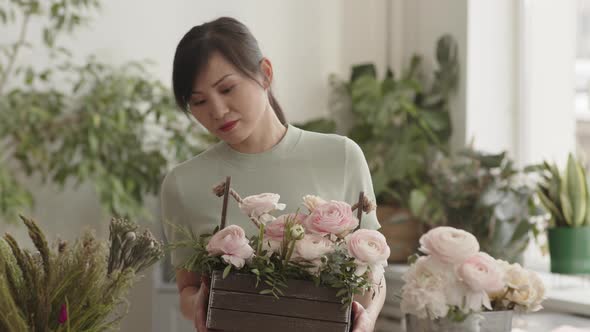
[548,226,590,274]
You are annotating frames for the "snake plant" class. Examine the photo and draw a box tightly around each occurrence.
[537,153,590,228]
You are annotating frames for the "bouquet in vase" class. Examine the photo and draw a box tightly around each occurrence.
[169,177,391,331]
[401,226,545,331]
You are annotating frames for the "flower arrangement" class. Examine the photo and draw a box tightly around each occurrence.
[400,226,545,323]
[0,216,164,332]
[170,177,391,307]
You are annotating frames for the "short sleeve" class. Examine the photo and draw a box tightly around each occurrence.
[160,170,192,268]
[343,138,381,230]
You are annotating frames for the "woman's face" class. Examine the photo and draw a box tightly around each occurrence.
[188,52,270,145]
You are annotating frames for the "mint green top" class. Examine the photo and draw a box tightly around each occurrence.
[160,124,381,266]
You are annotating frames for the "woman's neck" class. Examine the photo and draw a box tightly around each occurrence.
[228,107,287,154]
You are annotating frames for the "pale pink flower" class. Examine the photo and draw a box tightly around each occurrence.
[302,195,327,212]
[239,193,286,222]
[419,226,480,264]
[292,234,334,275]
[264,213,307,241]
[303,200,358,236]
[293,234,334,261]
[206,225,254,268]
[458,252,504,293]
[346,229,390,281]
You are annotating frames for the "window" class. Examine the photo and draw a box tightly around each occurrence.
[576,1,590,159]
[576,0,590,117]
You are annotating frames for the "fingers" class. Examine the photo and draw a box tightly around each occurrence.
[194,278,210,331]
[352,301,365,321]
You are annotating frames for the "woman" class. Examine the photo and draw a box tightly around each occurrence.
[161,16,386,332]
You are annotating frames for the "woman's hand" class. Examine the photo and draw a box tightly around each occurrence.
[193,275,211,332]
[351,301,375,332]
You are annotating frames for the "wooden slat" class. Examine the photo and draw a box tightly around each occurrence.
[207,308,350,332]
[209,289,349,323]
[211,270,344,303]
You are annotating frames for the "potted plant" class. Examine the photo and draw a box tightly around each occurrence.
[0,0,206,223]
[537,153,590,274]
[327,35,459,262]
[412,148,544,264]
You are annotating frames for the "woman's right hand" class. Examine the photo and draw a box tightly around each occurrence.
[193,275,211,332]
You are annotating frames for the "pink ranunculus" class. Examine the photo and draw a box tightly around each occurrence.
[293,234,335,261]
[206,225,254,268]
[302,195,327,212]
[419,226,480,265]
[239,193,286,221]
[303,200,359,236]
[292,234,334,275]
[346,229,390,280]
[264,213,307,241]
[458,252,505,293]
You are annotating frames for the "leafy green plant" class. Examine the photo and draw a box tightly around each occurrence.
[329,35,459,207]
[0,0,206,222]
[0,216,164,331]
[410,148,544,262]
[537,153,590,228]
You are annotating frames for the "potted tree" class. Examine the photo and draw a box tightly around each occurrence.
[327,35,459,262]
[412,148,544,264]
[537,153,590,274]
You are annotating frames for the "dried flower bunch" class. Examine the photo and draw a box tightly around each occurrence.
[0,216,164,331]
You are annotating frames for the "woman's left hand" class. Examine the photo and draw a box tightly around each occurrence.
[351,301,375,332]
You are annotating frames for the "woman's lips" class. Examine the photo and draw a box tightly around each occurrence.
[219,120,238,132]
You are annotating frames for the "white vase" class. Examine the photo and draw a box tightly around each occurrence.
[479,310,513,332]
[405,311,513,332]
[405,314,483,332]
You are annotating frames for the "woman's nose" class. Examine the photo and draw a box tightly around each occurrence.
[209,96,229,120]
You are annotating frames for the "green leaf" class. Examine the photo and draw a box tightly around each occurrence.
[335,288,348,297]
[409,189,427,216]
[567,154,587,226]
[259,289,274,295]
[222,264,231,279]
[560,190,574,226]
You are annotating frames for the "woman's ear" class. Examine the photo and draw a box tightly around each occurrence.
[259,57,273,89]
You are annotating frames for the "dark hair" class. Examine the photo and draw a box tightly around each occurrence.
[172,17,287,125]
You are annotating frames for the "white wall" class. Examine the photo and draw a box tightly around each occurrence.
[397,0,469,152]
[396,0,576,166]
[518,0,577,166]
[465,0,518,157]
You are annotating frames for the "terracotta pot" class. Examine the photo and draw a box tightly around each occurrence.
[377,205,422,263]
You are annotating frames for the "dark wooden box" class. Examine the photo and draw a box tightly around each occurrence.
[206,270,352,332]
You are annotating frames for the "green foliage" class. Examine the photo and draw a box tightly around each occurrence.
[329,35,459,206]
[0,0,206,222]
[0,216,164,331]
[415,148,544,262]
[537,153,590,228]
[293,118,337,134]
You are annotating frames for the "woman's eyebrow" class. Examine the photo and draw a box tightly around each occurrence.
[192,73,234,94]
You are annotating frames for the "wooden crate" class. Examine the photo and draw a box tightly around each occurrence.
[206,270,352,331]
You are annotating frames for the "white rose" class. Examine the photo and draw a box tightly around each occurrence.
[400,256,454,319]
